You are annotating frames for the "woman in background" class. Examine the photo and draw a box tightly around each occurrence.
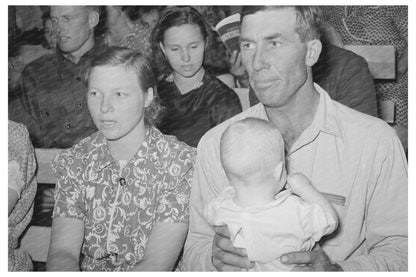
[104,6,153,58]
[152,6,242,147]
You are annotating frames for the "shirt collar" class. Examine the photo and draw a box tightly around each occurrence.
[308,83,343,138]
[56,39,103,64]
[256,83,343,154]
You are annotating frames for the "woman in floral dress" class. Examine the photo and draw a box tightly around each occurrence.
[8,120,37,271]
[46,47,196,271]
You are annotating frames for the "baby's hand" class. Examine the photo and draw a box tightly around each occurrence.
[286,173,317,198]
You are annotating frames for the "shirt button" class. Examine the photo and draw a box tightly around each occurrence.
[65,123,71,129]
[60,73,64,79]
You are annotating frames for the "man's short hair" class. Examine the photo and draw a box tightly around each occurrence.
[241,6,322,42]
[85,6,99,14]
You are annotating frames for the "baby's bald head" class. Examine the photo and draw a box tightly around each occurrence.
[220,118,286,184]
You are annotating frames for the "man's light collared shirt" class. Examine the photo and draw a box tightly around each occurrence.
[183,84,407,271]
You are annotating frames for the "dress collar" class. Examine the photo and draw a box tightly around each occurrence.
[92,125,156,172]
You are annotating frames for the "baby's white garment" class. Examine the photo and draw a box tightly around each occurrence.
[205,187,338,271]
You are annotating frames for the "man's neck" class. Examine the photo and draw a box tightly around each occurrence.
[66,35,95,64]
[265,83,320,151]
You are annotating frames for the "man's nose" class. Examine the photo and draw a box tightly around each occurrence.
[53,20,65,35]
[252,45,269,71]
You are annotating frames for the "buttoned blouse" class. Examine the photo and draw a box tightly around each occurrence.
[52,126,196,271]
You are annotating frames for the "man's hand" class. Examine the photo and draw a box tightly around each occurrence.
[280,244,343,271]
[212,225,254,271]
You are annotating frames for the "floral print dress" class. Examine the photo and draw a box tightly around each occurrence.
[52,126,196,271]
[8,121,37,271]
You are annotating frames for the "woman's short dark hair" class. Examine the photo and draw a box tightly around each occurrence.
[241,6,322,42]
[85,46,163,126]
[151,6,228,76]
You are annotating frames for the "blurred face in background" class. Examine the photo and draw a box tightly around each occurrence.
[44,18,57,49]
[50,6,95,55]
[104,6,127,46]
[140,9,159,29]
[160,24,206,79]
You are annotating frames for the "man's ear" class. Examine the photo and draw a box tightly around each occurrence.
[88,11,99,29]
[305,39,322,67]
[144,87,154,108]
[159,41,166,56]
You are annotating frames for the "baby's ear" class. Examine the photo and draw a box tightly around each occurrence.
[273,161,287,191]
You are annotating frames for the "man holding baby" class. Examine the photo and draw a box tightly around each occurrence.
[183,6,407,271]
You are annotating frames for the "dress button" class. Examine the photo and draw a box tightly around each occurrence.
[65,123,71,129]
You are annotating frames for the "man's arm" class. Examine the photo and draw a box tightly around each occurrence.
[282,127,408,271]
[9,65,44,147]
[182,147,219,271]
[337,129,408,271]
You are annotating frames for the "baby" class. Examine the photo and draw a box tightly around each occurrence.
[205,117,338,271]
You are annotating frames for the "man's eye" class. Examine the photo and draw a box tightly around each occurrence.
[116,92,126,97]
[89,91,98,96]
[269,40,282,47]
[240,42,254,50]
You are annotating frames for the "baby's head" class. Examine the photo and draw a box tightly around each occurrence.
[220,118,287,194]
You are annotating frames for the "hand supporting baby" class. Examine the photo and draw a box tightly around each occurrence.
[211,173,341,271]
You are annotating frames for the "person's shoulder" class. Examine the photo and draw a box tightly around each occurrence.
[56,132,102,163]
[23,52,57,72]
[8,121,32,154]
[8,120,29,139]
[204,73,240,105]
[333,100,396,139]
[206,73,235,94]
[151,126,197,161]
[323,44,368,68]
